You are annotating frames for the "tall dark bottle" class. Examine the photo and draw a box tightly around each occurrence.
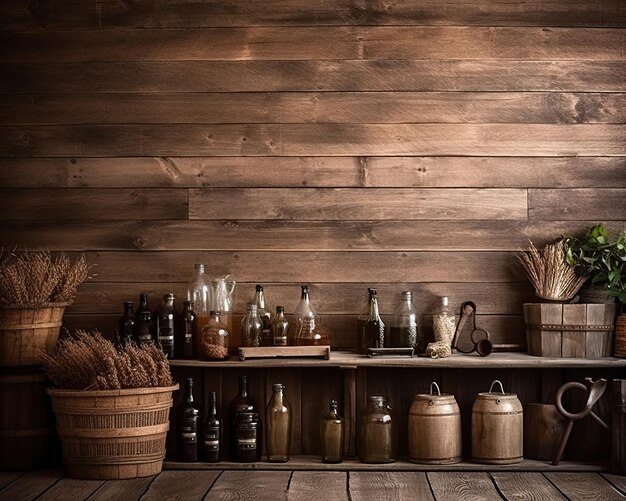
[178,378,200,462]
[203,391,221,462]
[133,293,155,344]
[253,284,272,346]
[177,300,196,359]
[228,375,258,457]
[117,301,135,346]
[357,288,386,353]
[155,293,177,358]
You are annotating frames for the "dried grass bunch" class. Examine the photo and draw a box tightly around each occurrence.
[0,250,90,307]
[41,330,173,390]
[518,240,588,301]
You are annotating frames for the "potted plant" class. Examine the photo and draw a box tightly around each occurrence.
[41,330,178,479]
[0,251,89,367]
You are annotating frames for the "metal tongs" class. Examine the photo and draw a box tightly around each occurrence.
[451,301,493,356]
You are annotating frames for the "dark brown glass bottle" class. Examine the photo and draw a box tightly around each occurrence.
[117,301,134,347]
[266,383,292,462]
[271,306,289,346]
[234,412,262,462]
[175,300,196,359]
[228,375,258,457]
[178,378,200,462]
[357,288,386,353]
[203,391,221,463]
[155,293,177,358]
[320,400,344,464]
[253,284,273,346]
[133,293,154,342]
[133,310,156,346]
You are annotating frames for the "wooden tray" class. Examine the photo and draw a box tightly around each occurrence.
[238,346,331,361]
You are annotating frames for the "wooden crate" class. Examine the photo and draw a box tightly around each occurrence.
[523,303,616,358]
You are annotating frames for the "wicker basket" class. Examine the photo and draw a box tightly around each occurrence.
[0,303,67,367]
[47,384,178,480]
[615,313,626,358]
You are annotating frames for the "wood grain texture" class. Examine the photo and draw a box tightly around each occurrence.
[427,471,502,500]
[2,124,624,157]
[529,189,626,220]
[3,61,625,93]
[204,470,290,500]
[349,471,434,500]
[0,472,22,490]
[491,472,566,500]
[0,469,64,500]
[36,479,105,501]
[87,477,154,501]
[141,470,220,500]
[602,473,626,496]
[288,471,348,501]
[545,472,625,501]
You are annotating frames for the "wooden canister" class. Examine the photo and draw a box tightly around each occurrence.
[408,382,461,464]
[472,380,523,464]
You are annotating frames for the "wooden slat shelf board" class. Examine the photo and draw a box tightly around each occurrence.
[238,345,331,361]
[164,457,607,472]
[169,351,626,369]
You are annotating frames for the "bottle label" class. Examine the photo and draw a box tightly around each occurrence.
[204,427,219,450]
[181,432,197,443]
[237,438,257,450]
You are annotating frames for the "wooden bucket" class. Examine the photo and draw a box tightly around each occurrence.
[0,371,58,470]
[47,384,178,480]
[523,403,566,461]
[523,303,616,358]
[472,380,523,464]
[614,313,626,358]
[408,382,461,464]
[0,304,67,367]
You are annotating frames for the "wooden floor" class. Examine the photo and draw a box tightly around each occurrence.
[1,469,625,501]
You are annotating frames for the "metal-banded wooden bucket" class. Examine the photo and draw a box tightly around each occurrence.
[472,380,523,464]
[408,382,461,464]
[0,304,67,367]
[0,371,58,470]
[47,384,178,480]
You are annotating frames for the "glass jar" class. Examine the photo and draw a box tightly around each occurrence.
[359,395,397,464]
[320,400,344,464]
[198,310,230,360]
[357,288,385,353]
[433,296,456,347]
[266,383,292,462]
[390,291,423,353]
[241,303,262,347]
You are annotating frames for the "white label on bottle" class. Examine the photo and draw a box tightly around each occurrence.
[182,432,197,442]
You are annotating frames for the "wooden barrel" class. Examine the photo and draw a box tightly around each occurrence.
[0,371,58,470]
[0,304,67,367]
[408,384,461,464]
[614,314,626,358]
[472,380,523,464]
[47,384,178,480]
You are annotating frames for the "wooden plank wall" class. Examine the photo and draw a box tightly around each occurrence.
[0,1,625,349]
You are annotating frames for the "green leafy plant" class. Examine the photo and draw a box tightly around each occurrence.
[563,224,626,303]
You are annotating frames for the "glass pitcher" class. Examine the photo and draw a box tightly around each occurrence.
[213,274,237,354]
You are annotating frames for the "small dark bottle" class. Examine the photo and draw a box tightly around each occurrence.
[155,293,177,358]
[134,293,151,323]
[234,412,262,462]
[117,301,135,346]
[177,300,196,359]
[133,310,155,346]
[178,378,200,462]
[228,375,258,456]
[203,391,221,463]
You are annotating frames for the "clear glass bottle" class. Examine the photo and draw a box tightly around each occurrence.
[433,296,456,347]
[266,383,292,462]
[358,288,386,353]
[117,301,134,347]
[176,300,196,359]
[320,400,344,464]
[178,377,200,462]
[359,395,397,464]
[198,310,230,360]
[188,263,212,334]
[214,275,237,354]
[155,293,177,358]
[133,310,155,346]
[271,306,289,346]
[241,303,262,347]
[253,284,273,346]
[390,291,423,352]
[234,411,262,463]
[294,285,330,346]
[228,375,258,457]
[203,390,221,463]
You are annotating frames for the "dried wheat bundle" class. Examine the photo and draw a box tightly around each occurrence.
[517,240,588,301]
[41,330,173,390]
[0,250,90,307]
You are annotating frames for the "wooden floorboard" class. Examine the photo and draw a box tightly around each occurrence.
[602,473,626,496]
[203,470,291,501]
[428,471,502,501]
[88,477,155,501]
[0,471,22,490]
[288,471,348,501]
[141,470,221,500]
[36,478,105,501]
[544,472,625,501]
[491,472,566,500]
[349,471,434,501]
[0,469,63,500]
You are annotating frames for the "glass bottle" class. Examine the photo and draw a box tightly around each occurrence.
[234,411,262,462]
[390,291,423,352]
[271,306,289,346]
[215,275,237,355]
[188,263,212,334]
[117,301,134,346]
[176,300,196,359]
[253,284,273,346]
[266,383,292,462]
[203,391,221,463]
[433,296,456,347]
[241,303,262,347]
[294,285,330,346]
[320,400,344,464]
[358,288,385,353]
[155,293,177,358]
[359,395,397,464]
[228,375,258,457]
[133,310,155,347]
[198,310,230,360]
[178,377,200,462]
[133,293,154,341]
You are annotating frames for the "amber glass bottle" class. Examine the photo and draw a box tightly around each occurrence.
[266,383,292,462]
[271,306,289,346]
[320,400,344,464]
[359,395,397,464]
[358,288,385,353]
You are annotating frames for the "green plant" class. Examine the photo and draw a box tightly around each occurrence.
[563,224,626,303]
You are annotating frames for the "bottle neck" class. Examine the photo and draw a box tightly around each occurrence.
[208,392,217,416]
[369,294,380,318]
[185,380,194,404]
[139,294,148,309]
[254,287,266,308]
[276,307,285,318]
[124,302,134,316]
[239,377,248,398]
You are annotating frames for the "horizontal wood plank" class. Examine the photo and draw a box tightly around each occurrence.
[0,157,624,189]
[37,479,104,501]
[2,61,624,93]
[490,472,566,500]
[349,472,434,501]
[0,189,187,220]
[204,471,290,501]
[2,92,625,125]
[2,0,625,29]
[288,471,347,501]
[2,124,624,157]
[529,189,626,220]
[87,478,154,501]
[141,470,220,500]
[189,188,527,221]
[1,27,624,62]
[427,471,503,500]
[0,470,64,500]
[544,472,625,501]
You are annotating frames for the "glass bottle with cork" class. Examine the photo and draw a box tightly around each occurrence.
[178,377,200,462]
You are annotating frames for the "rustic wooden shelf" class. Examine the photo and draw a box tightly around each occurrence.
[164,456,607,472]
[169,351,626,369]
